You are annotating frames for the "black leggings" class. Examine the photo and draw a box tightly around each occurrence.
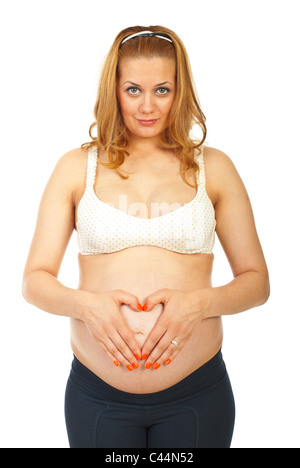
[65,350,235,448]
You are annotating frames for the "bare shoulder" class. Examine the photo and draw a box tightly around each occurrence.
[55,146,88,181]
[50,147,88,200]
[203,146,237,176]
[203,146,247,203]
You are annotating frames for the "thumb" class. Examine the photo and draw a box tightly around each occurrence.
[143,288,170,311]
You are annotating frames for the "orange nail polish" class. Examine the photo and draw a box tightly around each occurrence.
[153,363,161,370]
[143,304,148,311]
[137,303,143,311]
[135,354,141,361]
[132,362,139,369]
[145,362,152,369]
[114,360,120,367]
[165,359,171,365]
[126,364,134,371]
[141,354,148,360]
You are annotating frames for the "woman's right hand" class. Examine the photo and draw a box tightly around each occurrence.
[82,289,142,370]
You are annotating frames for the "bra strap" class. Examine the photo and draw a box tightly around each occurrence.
[86,146,98,188]
[196,145,206,186]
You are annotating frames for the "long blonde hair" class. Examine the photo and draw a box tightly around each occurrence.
[82,26,207,187]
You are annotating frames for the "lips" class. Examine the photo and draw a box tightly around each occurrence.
[137,119,158,125]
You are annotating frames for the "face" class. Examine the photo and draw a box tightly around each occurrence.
[117,57,176,142]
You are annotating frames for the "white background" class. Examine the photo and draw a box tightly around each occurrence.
[0,0,299,448]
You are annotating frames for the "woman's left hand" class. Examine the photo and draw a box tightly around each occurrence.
[141,288,207,369]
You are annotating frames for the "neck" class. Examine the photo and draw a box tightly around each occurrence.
[126,133,162,157]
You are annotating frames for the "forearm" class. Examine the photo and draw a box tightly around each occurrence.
[200,270,270,319]
[22,270,91,320]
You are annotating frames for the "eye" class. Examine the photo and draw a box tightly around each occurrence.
[127,87,141,95]
[156,87,170,95]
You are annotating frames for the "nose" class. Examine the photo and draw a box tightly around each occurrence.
[139,92,155,114]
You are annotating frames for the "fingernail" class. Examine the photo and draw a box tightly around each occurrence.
[143,304,148,311]
[132,362,139,369]
[137,303,143,311]
[145,362,152,369]
[165,359,171,365]
[114,360,120,367]
[126,364,134,371]
[135,354,141,361]
[141,354,148,360]
[153,363,161,370]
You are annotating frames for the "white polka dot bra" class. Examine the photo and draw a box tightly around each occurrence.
[76,146,216,255]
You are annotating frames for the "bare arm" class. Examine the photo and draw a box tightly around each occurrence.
[22,150,81,317]
[22,149,142,368]
[202,147,270,317]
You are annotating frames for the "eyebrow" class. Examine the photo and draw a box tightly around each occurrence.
[123,81,173,87]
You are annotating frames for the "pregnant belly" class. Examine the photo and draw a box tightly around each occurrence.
[120,304,164,348]
[70,304,223,394]
[73,248,220,393]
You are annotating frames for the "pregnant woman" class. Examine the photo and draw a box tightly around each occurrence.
[22,26,270,448]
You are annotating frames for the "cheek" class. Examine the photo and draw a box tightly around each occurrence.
[118,94,136,117]
[161,98,174,117]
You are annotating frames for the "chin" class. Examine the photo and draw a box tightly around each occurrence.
[129,123,167,140]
